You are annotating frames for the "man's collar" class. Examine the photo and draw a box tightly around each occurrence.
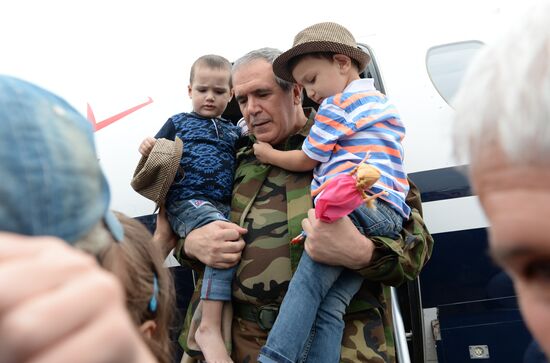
[296,107,316,137]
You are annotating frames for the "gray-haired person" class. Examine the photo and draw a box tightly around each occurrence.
[452,2,550,360]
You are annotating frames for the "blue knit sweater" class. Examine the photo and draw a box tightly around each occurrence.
[155,112,240,208]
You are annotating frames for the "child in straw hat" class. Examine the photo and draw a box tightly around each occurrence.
[255,22,410,363]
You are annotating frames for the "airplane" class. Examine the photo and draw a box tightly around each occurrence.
[0,1,540,362]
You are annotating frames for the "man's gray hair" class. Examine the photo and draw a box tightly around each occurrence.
[452,2,550,166]
[232,47,295,93]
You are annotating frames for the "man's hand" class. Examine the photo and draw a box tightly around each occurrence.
[253,141,275,164]
[139,137,156,157]
[0,233,157,363]
[301,209,375,270]
[184,221,247,269]
[153,206,178,257]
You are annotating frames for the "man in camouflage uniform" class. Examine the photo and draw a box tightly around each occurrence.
[176,48,433,362]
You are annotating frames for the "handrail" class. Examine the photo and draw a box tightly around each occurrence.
[391,287,411,363]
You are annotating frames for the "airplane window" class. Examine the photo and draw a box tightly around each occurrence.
[426,40,484,107]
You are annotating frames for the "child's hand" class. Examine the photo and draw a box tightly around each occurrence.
[253,141,274,164]
[139,137,156,157]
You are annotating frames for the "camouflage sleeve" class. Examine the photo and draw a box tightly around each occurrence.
[174,238,205,272]
[355,179,434,286]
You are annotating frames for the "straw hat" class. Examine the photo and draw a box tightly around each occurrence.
[131,137,183,206]
[273,22,370,83]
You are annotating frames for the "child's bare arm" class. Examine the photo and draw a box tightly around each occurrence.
[253,141,319,171]
[139,137,156,157]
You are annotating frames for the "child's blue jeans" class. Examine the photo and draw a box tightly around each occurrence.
[166,199,235,301]
[258,200,404,363]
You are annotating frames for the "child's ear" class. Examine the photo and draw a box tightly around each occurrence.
[139,320,157,338]
[229,88,234,101]
[333,54,352,72]
[188,84,192,98]
[292,84,303,105]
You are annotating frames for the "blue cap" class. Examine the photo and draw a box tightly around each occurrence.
[0,75,123,244]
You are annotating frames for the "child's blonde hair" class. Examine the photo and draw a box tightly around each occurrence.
[99,212,175,363]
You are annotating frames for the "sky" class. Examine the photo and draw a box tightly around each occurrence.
[0,0,532,216]
[0,0,522,115]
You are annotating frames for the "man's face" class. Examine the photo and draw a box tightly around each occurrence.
[473,146,550,358]
[292,55,348,105]
[232,59,300,145]
[188,65,232,118]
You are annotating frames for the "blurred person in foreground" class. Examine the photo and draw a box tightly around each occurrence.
[452,2,550,360]
[0,74,158,363]
[100,212,176,363]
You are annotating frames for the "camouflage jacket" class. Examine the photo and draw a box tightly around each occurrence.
[176,109,433,362]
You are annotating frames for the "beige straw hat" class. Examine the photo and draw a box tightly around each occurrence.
[131,137,183,206]
[273,22,370,83]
